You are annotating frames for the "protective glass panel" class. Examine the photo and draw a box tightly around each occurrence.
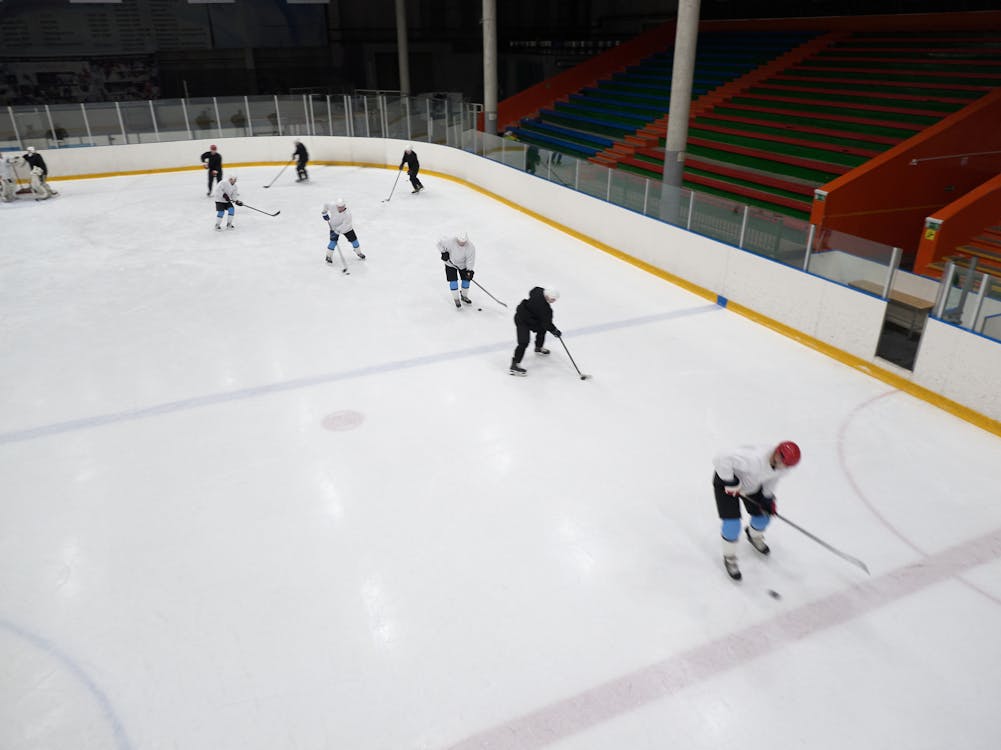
[806,228,897,287]
[743,208,810,268]
[151,100,192,142]
[43,104,90,145]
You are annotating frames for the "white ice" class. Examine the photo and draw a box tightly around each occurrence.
[1,166,1000,750]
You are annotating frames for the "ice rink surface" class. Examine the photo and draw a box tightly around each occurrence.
[2,165,1000,749]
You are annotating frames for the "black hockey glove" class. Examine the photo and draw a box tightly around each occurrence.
[330,230,338,242]
[235,200,243,206]
[440,251,450,262]
[462,269,475,281]
[322,213,330,221]
[552,328,562,338]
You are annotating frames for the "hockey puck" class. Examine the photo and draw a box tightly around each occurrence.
[767,589,781,599]
[477,307,482,311]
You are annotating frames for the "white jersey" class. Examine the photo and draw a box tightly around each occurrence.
[213,180,240,203]
[712,444,789,498]
[437,236,475,270]
[324,205,354,234]
[0,157,14,181]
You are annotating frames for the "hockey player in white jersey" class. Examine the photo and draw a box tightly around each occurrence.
[321,198,364,264]
[712,441,801,580]
[437,232,475,308]
[212,175,242,230]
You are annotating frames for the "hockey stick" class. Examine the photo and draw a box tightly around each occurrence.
[335,245,350,275]
[470,279,508,308]
[740,496,869,574]
[775,512,869,574]
[263,161,292,188]
[239,202,281,217]
[382,169,403,202]
[445,261,508,308]
[557,335,591,380]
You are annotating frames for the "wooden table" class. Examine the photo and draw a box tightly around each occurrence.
[850,280,934,338]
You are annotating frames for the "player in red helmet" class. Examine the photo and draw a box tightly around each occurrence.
[712,441,801,581]
[776,440,801,467]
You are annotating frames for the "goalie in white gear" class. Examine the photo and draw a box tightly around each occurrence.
[212,175,242,229]
[321,198,364,264]
[437,232,475,308]
[1,155,16,202]
[30,165,57,199]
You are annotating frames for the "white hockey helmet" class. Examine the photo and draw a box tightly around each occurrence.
[26,146,35,153]
[228,175,237,183]
[405,144,413,153]
[544,287,560,302]
[335,197,346,208]
[456,231,468,244]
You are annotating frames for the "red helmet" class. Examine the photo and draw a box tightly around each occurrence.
[776,441,801,467]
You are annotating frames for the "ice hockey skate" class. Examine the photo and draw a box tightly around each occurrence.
[509,362,527,377]
[724,555,742,580]
[460,293,472,305]
[354,249,366,259]
[454,299,462,309]
[746,527,770,555]
[534,347,550,355]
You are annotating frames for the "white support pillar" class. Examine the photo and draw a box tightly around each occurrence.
[482,0,498,135]
[395,0,411,97]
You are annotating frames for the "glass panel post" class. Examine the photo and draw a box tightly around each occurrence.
[405,97,412,141]
[149,101,160,141]
[803,224,816,271]
[363,97,371,137]
[605,168,612,201]
[180,99,192,139]
[686,192,695,230]
[44,105,58,148]
[738,205,749,248]
[213,97,223,139]
[241,96,251,137]
[115,101,127,144]
[574,159,580,191]
[343,95,352,137]
[326,95,332,136]
[932,260,955,319]
[9,106,23,149]
[642,179,649,215]
[882,247,902,297]
[970,272,990,330]
[274,95,283,136]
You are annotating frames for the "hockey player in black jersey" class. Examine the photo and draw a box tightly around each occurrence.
[510,287,561,376]
[200,144,223,196]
